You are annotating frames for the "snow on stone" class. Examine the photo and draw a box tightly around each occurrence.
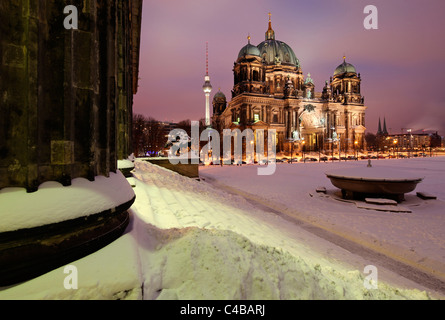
[0,171,135,233]
[365,198,398,205]
[118,159,135,169]
[325,165,425,181]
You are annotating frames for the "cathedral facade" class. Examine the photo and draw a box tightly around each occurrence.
[213,15,367,154]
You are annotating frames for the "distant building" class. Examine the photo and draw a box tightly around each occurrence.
[375,118,433,151]
[379,133,430,152]
[430,132,442,148]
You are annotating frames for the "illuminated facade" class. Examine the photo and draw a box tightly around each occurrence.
[213,14,367,154]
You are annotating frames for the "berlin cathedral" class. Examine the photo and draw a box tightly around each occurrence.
[212,14,367,154]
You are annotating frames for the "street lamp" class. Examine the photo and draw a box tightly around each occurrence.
[288,139,294,164]
[250,140,254,164]
[337,134,340,161]
[354,140,358,160]
[407,129,412,158]
[330,127,335,163]
[302,140,306,162]
[393,139,398,158]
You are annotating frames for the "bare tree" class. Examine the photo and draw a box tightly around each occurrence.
[132,114,167,157]
[132,114,148,157]
[145,117,166,156]
[365,132,377,151]
[176,119,192,137]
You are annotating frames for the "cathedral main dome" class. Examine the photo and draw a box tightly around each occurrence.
[255,13,300,68]
[257,40,299,67]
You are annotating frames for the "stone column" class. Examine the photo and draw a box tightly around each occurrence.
[0,0,142,192]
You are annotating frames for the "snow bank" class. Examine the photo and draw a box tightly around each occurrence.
[141,226,431,300]
[0,232,141,300]
[0,171,135,233]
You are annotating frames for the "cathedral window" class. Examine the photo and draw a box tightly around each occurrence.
[273,113,278,123]
[254,113,260,122]
[253,70,259,82]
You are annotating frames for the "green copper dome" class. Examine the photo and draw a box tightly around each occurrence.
[213,90,226,100]
[238,43,261,59]
[257,40,300,67]
[334,59,357,76]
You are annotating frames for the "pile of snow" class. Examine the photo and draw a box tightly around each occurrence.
[0,232,142,300]
[0,171,135,233]
[140,227,432,300]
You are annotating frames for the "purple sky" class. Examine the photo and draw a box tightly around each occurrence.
[133,0,445,135]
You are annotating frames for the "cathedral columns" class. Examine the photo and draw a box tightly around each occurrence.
[285,110,289,138]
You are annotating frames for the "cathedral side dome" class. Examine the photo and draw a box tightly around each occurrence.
[334,57,357,76]
[213,90,226,100]
[238,43,261,59]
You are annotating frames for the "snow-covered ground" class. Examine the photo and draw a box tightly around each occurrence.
[1,158,444,300]
[199,157,445,287]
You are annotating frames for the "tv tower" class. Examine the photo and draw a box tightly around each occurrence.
[202,42,213,127]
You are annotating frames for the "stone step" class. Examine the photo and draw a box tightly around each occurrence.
[365,198,398,206]
[416,192,437,200]
[356,202,411,213]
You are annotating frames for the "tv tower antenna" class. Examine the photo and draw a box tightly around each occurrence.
[206,42,209,76]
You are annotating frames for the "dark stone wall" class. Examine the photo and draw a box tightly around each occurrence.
[0,0,142,192]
